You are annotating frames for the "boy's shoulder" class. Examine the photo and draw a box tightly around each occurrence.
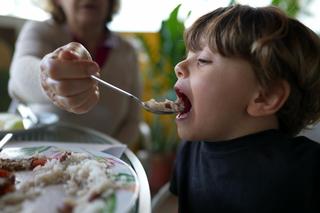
[291,135,320,154]
[177,130,320,158]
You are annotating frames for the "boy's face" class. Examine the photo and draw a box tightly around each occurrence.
[56,0,109,27]
[174,45,261,141]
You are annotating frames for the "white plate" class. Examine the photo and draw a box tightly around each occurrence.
[0,145,139,213]
[0,112,59,135]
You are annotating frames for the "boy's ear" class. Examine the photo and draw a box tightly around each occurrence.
[247,80,290,117]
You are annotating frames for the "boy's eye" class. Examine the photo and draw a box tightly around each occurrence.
[197,58,211,65]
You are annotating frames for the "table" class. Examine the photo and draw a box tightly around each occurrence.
[3,122,151,213]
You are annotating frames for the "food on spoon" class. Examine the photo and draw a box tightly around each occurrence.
[0,113,24,131]
[144,98,184,113]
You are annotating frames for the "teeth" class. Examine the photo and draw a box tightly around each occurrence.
[176,111,188,119]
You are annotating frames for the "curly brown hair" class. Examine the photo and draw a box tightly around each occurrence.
[185,4,320,136]
[40,0,120,24]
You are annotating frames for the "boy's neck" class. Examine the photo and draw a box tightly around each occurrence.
[217,115,279,142]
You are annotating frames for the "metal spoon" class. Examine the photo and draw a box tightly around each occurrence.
[90,75,183,114]
[17,103,39,129]
[0,133,13,152]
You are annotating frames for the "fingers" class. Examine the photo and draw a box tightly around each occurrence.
[58,50,79,61]
[70,88,100,114]
[41,58,99,80]
[40,42,100,113]
[40,41,98,80]
[50,42,92,61]
[53,86,100,114]
[46,78,97,97]
[59,42,92,60]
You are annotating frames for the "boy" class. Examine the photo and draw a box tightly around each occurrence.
[170,4,320,213]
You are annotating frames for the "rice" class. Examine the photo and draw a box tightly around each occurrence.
[0,152,117,213]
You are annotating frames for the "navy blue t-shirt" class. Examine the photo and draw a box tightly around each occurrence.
[170,129,320,213]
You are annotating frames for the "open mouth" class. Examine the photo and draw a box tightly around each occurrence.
[176,89,192,115]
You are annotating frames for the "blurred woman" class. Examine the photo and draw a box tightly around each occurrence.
[8,0,141,145]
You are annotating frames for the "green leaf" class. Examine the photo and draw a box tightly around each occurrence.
[271,0,301,17]
[20,146,51,156]
[101,192,116,213]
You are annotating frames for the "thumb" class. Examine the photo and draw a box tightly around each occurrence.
[57,42,92,61]
[58,50,80,60]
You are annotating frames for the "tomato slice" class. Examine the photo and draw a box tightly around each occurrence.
[0,168,15,196]
[31,158,47,169]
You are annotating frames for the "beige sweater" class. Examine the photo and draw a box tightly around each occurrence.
[8,19,142,145]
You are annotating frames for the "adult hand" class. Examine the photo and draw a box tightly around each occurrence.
[40,42,100,114]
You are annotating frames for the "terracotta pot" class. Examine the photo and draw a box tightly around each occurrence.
[148,152,175,196]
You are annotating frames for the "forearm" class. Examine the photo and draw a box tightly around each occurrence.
[8,20,63,104]
[8,55,49,103]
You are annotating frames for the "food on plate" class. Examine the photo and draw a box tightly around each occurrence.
[0,156,47,171]
[0,169,15,196]
[0,150,136,213]
[143,98,185,113]
[0,113,24,131]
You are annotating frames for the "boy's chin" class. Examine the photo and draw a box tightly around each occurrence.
[177,129,198,141]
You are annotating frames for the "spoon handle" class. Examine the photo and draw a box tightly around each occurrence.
[17,103,39,127]
[90,75,141,104]
[0,133,13,151]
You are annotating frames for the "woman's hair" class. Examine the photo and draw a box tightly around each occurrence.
[185,4,320,136]
[40,0,120,24]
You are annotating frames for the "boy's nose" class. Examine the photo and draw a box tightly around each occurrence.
[174,60,188,79]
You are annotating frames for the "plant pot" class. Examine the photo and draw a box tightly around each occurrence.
[147,152,175,196]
